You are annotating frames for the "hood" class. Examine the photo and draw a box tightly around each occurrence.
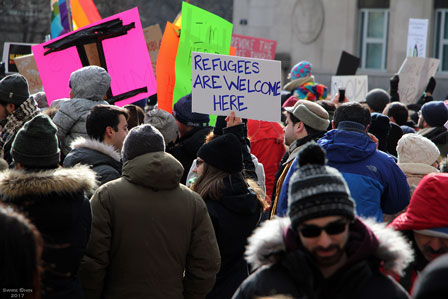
[247,119,284,142]
[318,129,376,163]
[245,217,413,276]
[70,137,121,162]
[70,65,110,101]
[0,165,97,199]
[218,175,261,215]
[122,151,183,190]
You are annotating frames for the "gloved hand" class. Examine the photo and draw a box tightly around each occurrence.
[425,77,436,95]
[390,74,399,102]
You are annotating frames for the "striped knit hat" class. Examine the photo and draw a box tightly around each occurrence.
[288,142,355,229]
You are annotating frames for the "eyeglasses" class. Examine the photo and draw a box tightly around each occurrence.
[299,220,348,238]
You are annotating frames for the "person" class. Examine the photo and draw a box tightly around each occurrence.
[123,104,144,129]
[52,66,110,157]
[383,102,416,134]
[63,105,129,186]
[417,101,448,157]
[191,112,267,299]
[0,74,40,164]
[232,143,412,299]
[169,93,211,184]
[0,114,96,298]
[412,254,448,299]
[271,99,330,217]
[0,205,43,299]
[396,133,440,196]
[80,124,220,299]
[368,112,392,153]
[389,172,448,293]
[317,102,409,222]
[283,61,328,101]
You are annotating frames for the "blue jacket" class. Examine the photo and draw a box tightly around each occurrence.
[277,124,409,222]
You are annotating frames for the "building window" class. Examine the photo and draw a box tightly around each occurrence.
[435,9,448,72]
[358,9,389,70]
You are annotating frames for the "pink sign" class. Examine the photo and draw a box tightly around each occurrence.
[231,34,277,60]
[33,7,156,106]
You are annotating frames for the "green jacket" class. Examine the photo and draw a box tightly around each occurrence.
[80,152,220,299]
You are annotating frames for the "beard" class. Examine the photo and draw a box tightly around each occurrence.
[311,244,345,267]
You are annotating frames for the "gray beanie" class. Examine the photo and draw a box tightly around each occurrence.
[144,107,178,144]
[284,100,330,131]
[288,143,355,229]
[366,88,390,113]
[0,74,30,105]
[11,114,60,167]
[69,66,111,101]
[122,124,165,162]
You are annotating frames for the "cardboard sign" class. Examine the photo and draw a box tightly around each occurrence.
[398,57,439,105]
[336,51,360,75]
[231,34,277,60]
[331,75,368,102]
[2,42,36,73]
[172,2,233,106]
[13,54,43,94]
[407,19,428,57]
[32,7,156,106]
[143,24,163,77]
[156,22,180,114]
[192,52,281,122]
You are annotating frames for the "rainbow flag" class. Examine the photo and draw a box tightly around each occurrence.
[51,0,71,38]
[71,0,101,29]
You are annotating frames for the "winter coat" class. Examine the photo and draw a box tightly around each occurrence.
[232,217,413,299]
[318,127,410,222]
[413,254,448,299]
[418,126,448,157]
[168,126,212,184]
[53,98,108,157]
[397,163,438,196]
[0,165,96,299]
[63,137,122,186]
[80,151,220,299]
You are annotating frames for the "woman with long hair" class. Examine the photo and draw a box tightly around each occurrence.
[0,205,43,299]
[191,112,267,299]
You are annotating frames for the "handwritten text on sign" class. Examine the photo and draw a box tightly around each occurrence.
[192,52,281,122]
[231,34,277,60]
[331,75,368,102]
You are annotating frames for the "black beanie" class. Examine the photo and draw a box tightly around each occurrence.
[368,112,391,152]
[0,74,30,105]
[122,124,165,162]
[288,142,355,229]
[11,114,60,167]
[366,88,390,113]
[197,133,243,174]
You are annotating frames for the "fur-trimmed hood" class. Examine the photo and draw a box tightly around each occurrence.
[0,165,97,198]
[245,217,414,276]
[70,137,121,162]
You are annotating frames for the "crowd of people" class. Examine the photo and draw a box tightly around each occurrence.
[0,59,447,299]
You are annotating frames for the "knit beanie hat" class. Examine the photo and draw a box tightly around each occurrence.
[144,107,178,144]
[173,93,209,127]
[288,142,355,229]
[284,100,330,131]
[289,61,312,80]
[365,88,390,113]
[69,65,111,101]
[197,133,243,174]
[397,133,440,165]
[421,101,448,127]
[11,114,60,167]
[0,74,30,106]
[294,83,328,101]
[368,112,391,152]
[122,124,165,163]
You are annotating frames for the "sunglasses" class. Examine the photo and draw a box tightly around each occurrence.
[299,220,348,238]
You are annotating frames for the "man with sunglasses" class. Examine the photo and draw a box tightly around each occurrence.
[233,143,412,299]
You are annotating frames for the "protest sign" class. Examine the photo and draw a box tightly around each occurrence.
[14,54,43,94]
[172,2,233,107]
[331,75,368,102]
[231,34,277,60]
[192,52,281,122]
[2,42,36,73]
[398,57,439,105]
[336,51,360,76]
[143,24,163,76]
[407,19,428,57]
[157,22,180,113]
[33,7,156,106]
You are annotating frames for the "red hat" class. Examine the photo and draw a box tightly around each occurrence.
[390,173,448,231]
